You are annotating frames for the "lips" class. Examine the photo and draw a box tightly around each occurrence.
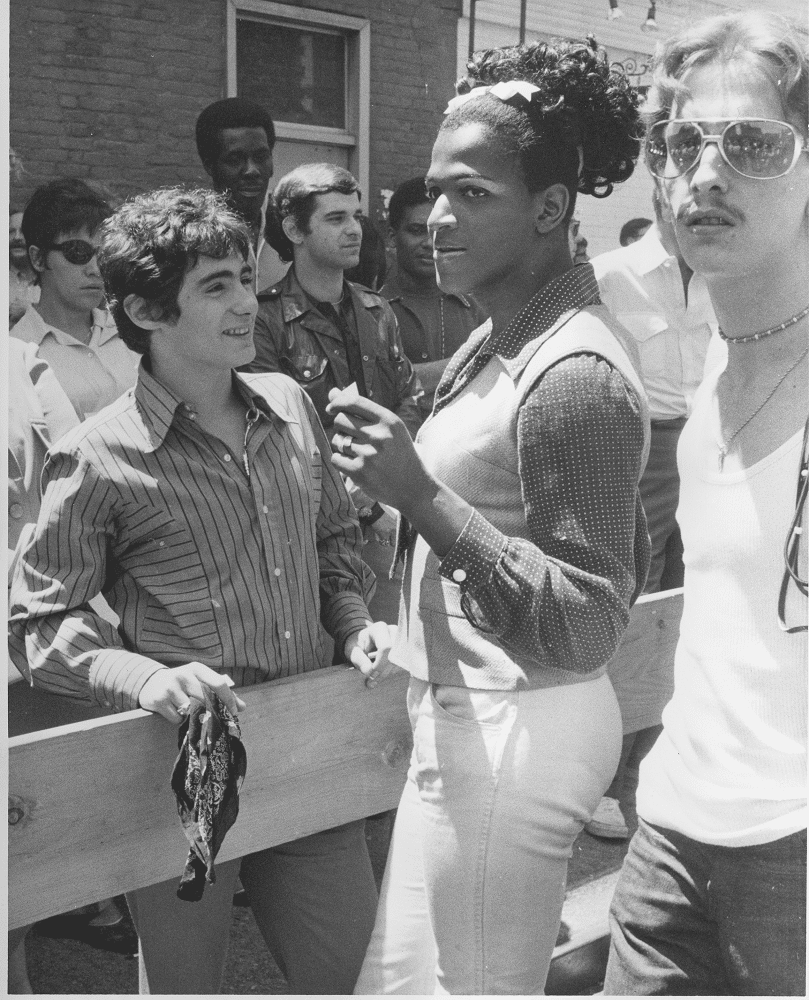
[680,205,737,229]
[434,246,466,261]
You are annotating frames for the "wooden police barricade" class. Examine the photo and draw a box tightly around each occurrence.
[9,588,683,944]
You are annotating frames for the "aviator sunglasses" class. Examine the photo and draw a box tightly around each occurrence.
[646,118,809,180]
[43,239,100,265]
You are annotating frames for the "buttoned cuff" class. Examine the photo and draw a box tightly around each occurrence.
[88,649,169,713]
[438,509,507,589]
[323,592,372,655]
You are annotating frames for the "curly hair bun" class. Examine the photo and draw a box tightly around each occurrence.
[452,37,642,198]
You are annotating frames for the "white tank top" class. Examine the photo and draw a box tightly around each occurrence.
[637,369,807,846]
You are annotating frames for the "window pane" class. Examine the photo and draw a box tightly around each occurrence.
[237,19,346,129]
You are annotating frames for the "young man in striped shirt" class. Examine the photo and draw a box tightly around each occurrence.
[9,186,394,995]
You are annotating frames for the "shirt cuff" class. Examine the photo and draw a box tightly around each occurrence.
[438,509,507,589]
[88,649,169,713]
[323,592,372,655]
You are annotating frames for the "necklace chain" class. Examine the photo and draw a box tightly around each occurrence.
[719,304,809,344]
[439,296,446,359]
[718,345,809,470]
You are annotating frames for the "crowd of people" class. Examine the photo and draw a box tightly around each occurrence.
[7,7,807,996]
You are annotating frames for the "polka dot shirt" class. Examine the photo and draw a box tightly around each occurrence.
[434,264,651,675]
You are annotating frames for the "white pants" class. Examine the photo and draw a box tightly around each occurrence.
[355,673,622,995]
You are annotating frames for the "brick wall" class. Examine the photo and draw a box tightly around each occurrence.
[10,0,462,218]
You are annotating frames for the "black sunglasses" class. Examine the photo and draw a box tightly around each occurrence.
[45,239,100,265]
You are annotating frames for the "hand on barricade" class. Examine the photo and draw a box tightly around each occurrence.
[139,662,246,723]
[345,622,399,688]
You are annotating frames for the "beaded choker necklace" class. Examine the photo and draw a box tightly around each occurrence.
[719,303,809,344]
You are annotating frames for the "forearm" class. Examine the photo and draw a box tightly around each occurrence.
[436,511,632,672]
[310,393,376,635]
[7,448,169,710]
[8,610,167,710]
[399,471,475,559]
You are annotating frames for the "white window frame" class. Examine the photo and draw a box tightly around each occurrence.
[226,0,370,205]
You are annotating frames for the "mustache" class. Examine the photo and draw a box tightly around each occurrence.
[675,200,745,225]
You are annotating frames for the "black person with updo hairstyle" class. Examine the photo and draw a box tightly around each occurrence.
[452,37,641,203]
[329,39,651,996]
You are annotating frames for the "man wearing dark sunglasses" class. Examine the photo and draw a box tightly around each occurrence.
[12,178,139,420]
[605,11,808,998]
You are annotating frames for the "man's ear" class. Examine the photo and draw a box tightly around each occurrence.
[124,294,166,331]
[28,246,46,274]
[532,183,570,235]
[282,215,305,246]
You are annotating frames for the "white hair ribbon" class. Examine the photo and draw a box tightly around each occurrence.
[444,80,541,115]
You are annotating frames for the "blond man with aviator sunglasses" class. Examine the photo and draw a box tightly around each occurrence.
[604,11,808,996]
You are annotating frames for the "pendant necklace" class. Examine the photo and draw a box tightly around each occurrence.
[717,345,809,471]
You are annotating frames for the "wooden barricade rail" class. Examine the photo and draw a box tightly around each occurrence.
[8,589,683,932]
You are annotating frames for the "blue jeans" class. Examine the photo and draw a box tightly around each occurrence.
[605,818,807,996]
[355,673,622,995]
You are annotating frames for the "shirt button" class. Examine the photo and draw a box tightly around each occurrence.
[189,413,196,421]
[362,355,369,362]
[303,369,311,377]
[452,569,467,583]
[274,567,281,576]
[9,503,23,519]
[263,505,269,513]
[368,389,373,397]
[284,631,291,639]
[223,454,231,462]
[422,353,428,359]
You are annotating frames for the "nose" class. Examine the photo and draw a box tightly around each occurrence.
[347,216,363,240]
[243,157,261,178]
[84,252,102,277]
[688,139,729,194]
[237,279,258,318]
[427,194,456,235]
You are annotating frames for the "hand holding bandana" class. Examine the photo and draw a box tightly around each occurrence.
[171,690,247,902]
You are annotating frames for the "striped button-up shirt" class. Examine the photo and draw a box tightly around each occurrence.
[8,366,373,712]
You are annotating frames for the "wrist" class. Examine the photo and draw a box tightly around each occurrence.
[358,501,385,527]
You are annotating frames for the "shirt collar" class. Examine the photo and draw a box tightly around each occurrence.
[13,305,116,347]
[489,263,602,379]
[622,226,673,276]
[133,364,294,452]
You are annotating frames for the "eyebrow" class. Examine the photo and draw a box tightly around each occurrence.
[425,169,491,184]
[196,268,241,287]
